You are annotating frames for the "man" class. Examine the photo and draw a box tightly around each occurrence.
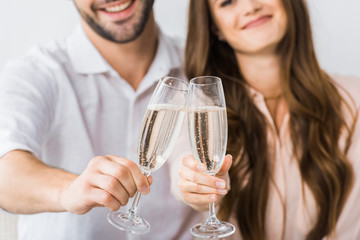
[0,0,200,239]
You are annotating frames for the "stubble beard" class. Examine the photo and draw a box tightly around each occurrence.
[77,0,154,44]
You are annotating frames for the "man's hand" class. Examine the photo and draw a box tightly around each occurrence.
[59,154,153,215]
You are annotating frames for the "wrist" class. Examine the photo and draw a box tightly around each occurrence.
[56,173,77,212]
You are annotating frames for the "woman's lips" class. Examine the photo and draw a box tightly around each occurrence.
[242,15,272,30]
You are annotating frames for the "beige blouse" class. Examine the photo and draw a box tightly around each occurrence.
[223,74,360,240]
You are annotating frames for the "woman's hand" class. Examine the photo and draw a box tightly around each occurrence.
[178,154,232,212]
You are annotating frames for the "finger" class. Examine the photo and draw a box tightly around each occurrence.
[179,167,226,190]
[182,155,207,172]
[217,154,233,176]
[182,192,218,205]
[147,175,153,186]
[179,179,228,195]
[106,155,150,194]
[90,173,130,206]
[90,187,121,211]
[94,157,138,197]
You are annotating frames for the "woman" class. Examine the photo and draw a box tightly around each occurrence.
[178,0,360,239]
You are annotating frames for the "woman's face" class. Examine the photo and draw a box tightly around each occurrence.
[208,0,288,55]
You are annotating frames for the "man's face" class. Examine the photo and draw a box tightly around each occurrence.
[74,0,154,43]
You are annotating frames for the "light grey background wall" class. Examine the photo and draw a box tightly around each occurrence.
[307,0,360,77]
[1,0,359,76]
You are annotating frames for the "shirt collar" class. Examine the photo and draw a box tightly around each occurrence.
[244,84,265,103]
[66,24,183,80]
[66,24,110,74]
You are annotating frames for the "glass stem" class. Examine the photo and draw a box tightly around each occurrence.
[127,172,150,217]
[204,202,221,226]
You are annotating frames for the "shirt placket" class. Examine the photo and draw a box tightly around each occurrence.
[109,71,138,162]
[271,117,288,240]
[126,98,138,161]
[254,95,288,239]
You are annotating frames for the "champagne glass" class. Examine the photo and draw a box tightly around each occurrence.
[187,76,235,238]
[107,76,188,234]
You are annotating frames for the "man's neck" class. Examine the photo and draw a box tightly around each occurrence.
[82,13,158,91]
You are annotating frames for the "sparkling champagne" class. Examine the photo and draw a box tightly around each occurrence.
[138,104,185,173]
[189,106,227,175]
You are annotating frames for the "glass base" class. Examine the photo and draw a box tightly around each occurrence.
[191,221,235,238]
[107,211,150,235]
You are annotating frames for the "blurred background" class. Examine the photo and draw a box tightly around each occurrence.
[1,0,359,76]
[0,0,359,239]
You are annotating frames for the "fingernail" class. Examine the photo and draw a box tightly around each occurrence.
[216,181,226,189]
[196,164,206,172]
[226,154,233,160]
[140,186,149,193]
[217,189,227,194]
[210,194,217,201]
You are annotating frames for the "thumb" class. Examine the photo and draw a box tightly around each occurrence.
[217,154,232,176]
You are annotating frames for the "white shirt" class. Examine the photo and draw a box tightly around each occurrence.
[0,25,201,240]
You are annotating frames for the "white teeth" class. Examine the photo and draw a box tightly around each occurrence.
[105,1,132,13]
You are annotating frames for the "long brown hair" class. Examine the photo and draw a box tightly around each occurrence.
[185,1,356,239]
